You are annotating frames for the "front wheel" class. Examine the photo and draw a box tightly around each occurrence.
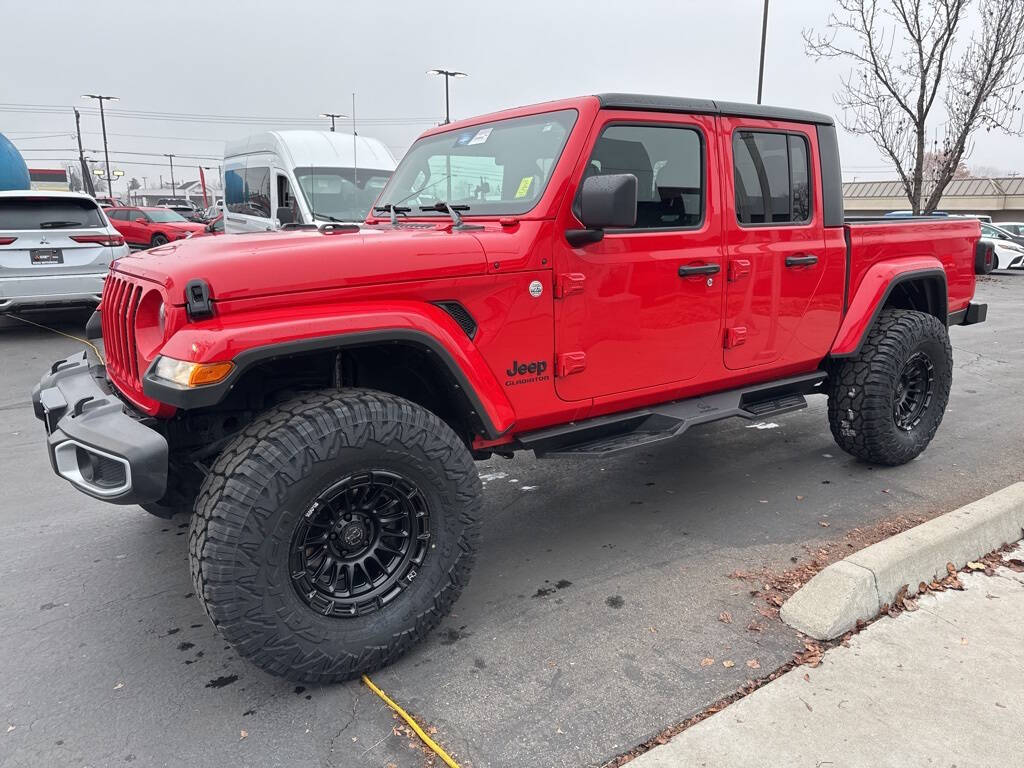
[151,233,168,247]
[828,309,952,466]
[188,389,481,682]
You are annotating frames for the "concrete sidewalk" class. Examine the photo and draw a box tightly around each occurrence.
[630,546,1024,768]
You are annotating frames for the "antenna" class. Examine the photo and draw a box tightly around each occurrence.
[352,92,358,186]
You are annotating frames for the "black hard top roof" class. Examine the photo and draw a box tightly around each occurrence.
[595,93,834,126]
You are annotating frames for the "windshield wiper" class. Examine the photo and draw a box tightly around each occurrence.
[373,204,412,226]
[419,202,472,228]
[39,220,83,228]
[310,212,353,224]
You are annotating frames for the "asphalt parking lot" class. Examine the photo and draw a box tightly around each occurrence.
[1,274,1021,768]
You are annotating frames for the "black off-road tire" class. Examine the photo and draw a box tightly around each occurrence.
[188,389,481,682]
[828,309,952,466]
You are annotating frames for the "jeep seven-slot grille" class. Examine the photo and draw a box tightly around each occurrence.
[101,274,144,389]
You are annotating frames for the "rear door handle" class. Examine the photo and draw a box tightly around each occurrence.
[678,263,721,277]
[785,254,818,267]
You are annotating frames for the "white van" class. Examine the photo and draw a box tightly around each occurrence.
[222,131,397,233]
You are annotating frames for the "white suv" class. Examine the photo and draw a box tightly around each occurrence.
[0,191,129,312]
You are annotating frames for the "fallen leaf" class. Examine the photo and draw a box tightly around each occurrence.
[700,657,715,667]
[722,659,736,668]
[961,637,969,646]
[966,561,985,571]
[796,495,805,501]
[113,682,124,690]
[239,730,248,741]
[6,725,14,733]
[747,619,765,632]
[718,611,733,624]
[802,673,810,682]
[428,726,438,735]
[746,659,761,669]
[946,562,957,575]
[881,488,891,494]
[819,521,830,528]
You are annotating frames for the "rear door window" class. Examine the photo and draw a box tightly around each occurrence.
[732,131,812,225]
[0,197,105,230]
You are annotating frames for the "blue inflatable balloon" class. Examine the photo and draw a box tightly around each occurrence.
[0,133,31,191]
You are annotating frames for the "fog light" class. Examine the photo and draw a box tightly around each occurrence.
[153,356,234,387]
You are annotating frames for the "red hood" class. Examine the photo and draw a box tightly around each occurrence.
[164,221,207,232]
[113,225,488,304]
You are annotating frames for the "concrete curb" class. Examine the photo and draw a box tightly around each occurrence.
[780,481,1024,639]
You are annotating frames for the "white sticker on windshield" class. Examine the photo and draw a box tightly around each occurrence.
[467,127,493,145]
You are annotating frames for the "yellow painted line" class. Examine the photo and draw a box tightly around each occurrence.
[361,674,461,768]
[3,313,104,363]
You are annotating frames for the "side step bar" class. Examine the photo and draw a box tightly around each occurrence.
[521,372,827,459]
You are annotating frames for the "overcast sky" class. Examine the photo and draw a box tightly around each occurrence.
[3,0,1020,193]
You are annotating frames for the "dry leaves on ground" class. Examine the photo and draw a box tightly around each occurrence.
[700,657,715,667]
[718,611,732,624]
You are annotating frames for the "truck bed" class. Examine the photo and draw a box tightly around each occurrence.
[844,216,980,316]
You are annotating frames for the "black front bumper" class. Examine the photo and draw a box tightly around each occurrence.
[32,351,168,505]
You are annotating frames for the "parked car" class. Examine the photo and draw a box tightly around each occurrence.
[94,196,125,208]
[33,93,987,683]
[995,221,1024,237]
[0,190,127,311]
[105,206,206,248]
[980,220,1024,247]
[991,238,1024,269]
[223,130,397,233]
[156,198,205,222]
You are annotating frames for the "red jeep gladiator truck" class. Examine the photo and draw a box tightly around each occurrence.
[33,94,986,682]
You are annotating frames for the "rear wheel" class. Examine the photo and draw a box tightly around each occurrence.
[151,233,168,247]
[188,389,480,682]
[828,309,952,466]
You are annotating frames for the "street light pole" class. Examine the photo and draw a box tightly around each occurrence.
[164,154,176,197]
[320,112,343,132]
[82,94,119,199]
[426,69,468,124]
[757,0,769,104]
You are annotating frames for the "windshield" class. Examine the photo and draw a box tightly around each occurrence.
[295,167,392,222]
[376,109,577,216]
[146,209,188,222]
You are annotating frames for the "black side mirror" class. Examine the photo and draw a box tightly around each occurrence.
[276,206,295,225]
[567,173,637,247]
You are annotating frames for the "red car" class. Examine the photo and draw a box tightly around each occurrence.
[34,94,986,683]
[105,206,206,248]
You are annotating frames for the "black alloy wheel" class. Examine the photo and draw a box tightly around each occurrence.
[892,352,934,432]
[290,470,430,618]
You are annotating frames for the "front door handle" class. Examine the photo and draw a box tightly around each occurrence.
[785,254,818,267]
[678,263,721,277]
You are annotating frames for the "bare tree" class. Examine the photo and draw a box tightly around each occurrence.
[805,0,1024,213]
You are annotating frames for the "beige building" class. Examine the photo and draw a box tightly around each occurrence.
[843,176,1024,222]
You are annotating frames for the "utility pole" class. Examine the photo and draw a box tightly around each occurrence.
[352,93,358,185]
[426,69,468,124]
[73,107,95,196]
[82,94,118,199]
[163,154,176,196]
[320,112,343,132]
[756,0,769,104]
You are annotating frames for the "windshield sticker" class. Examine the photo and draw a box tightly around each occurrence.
[467,127,493,145]
[453,132,476,147]
[514,176,533,198]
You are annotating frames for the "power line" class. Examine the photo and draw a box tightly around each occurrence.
[0,102,440,126]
